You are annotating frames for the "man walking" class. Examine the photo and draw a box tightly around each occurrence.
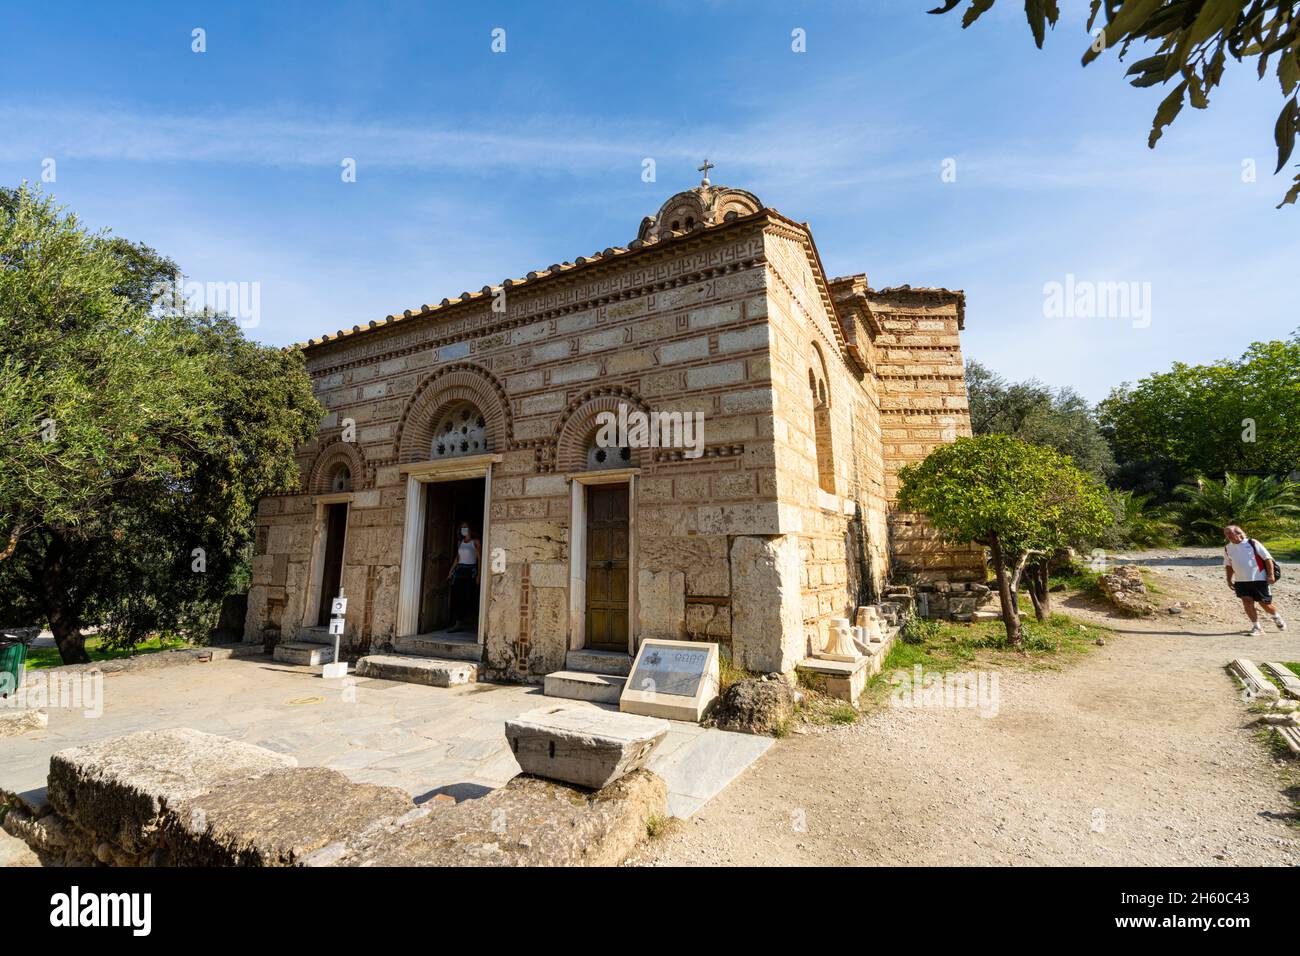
[1224,524,1286,636]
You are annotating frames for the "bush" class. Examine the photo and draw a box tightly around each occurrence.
[901,614,943,645]
[1171,474,1300,543]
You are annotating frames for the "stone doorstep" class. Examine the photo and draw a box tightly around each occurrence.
[504,705,669,790]
[565,648,633,677]
[544,670,627,704]
[298,627,336,646]
[392,634,483,662]
[1228,658,1281,701]
[273,642,336,667]
[354,654,476,688]
[207,643,271,660]
[1261,662,1300,700]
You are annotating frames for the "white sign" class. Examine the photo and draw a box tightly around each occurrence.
[620,639,720,722]
[328,618,345,636]
[331,597,348,616]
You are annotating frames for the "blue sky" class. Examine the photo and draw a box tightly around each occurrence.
[2,0,1295,401]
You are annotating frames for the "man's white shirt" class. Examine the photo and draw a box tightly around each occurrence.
[1225,538,1273,581]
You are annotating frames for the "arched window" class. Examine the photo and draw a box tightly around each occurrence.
[328,463,352,493]
[430,401,488,459]
[809,345,835,495]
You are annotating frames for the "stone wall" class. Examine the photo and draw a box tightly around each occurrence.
[248,218,791,680]
[868,288,986,584]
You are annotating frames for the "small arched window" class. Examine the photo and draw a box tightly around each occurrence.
[329,464,352,493]
[431,401,488,459]
[809,344,835,495]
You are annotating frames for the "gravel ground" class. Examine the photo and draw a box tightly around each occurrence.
[630,548,1300,866]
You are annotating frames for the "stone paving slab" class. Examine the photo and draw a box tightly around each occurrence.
[0,657,769,822]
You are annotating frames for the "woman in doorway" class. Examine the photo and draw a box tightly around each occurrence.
[446,522,480,632]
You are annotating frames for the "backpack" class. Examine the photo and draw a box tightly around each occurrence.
[1248,539,1284,582]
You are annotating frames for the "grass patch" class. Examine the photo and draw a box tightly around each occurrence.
[860,611,1105,709]
[717,653,758,694]
[23,634,191,670]
[1262,536,1300,562]
[1051,566,1104,598]
[1285,663,1300,680]
[645,814,668,839]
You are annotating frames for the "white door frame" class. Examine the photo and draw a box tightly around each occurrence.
[567,468,639,655]
[396,454,499,642]
[304,492,354,628]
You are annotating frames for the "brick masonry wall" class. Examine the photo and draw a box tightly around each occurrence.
[869,289,986,583]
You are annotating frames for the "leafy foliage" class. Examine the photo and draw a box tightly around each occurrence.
[1103,489,1181,547]
[1097,334,1300,492]
[1171,473,1300,541]
[966,360,1115,480]
[929,0,1300,206]
[898,434,1112,642]
[0,185,322,662]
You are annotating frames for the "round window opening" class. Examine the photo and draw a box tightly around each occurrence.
[431,401,489,459]
[587,444,632,471]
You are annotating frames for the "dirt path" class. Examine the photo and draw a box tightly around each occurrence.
[630,549,1300,866]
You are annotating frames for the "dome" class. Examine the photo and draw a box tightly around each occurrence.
[636,168,762,243]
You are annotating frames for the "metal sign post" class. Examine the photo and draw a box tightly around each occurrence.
[322,587,348,679]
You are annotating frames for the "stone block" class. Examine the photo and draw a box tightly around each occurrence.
[47,728,296,855]
[325,770,666,867]
[164,767,413,866]
[503,705,669,789]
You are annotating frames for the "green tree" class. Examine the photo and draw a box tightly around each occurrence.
[0,185,322,663]
[930,0,1300,206]
[966,360,1115,480]
[898,435,1112,643]
[1171,473,1300,541]
[1097,335,1300,493]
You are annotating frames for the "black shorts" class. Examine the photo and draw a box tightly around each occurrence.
[1234,580,1273,602]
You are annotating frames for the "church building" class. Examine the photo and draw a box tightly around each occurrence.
[244,172,983,684]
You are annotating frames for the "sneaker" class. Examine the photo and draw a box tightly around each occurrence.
[1274,615,1287,631]
[1248,622,1263,636]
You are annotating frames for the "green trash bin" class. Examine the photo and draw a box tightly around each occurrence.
[0,635,30,699]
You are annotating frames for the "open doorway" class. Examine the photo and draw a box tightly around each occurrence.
[417,477,486,636]
[315,502,349,627]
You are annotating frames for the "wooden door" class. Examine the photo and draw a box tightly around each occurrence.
[419,483,453,633]
[316,503,348,626]
[585,484,629,651]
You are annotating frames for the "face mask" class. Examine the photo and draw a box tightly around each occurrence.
[460,527,469,536]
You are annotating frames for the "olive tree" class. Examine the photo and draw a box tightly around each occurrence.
[898,435,1112,643]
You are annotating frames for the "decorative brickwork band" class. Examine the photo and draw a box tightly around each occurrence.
[554,386,652,473]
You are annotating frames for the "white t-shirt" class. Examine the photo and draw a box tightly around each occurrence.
[1225,538,1272,582]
